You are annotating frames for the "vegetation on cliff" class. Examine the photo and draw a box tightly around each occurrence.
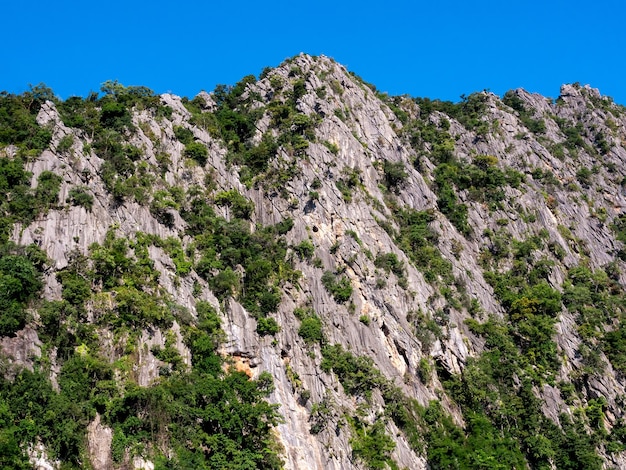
[2,56,626,468]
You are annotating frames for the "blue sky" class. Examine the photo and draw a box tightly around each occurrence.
[2,1,625,104]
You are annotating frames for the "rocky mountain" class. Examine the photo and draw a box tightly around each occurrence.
[2,53,626,469]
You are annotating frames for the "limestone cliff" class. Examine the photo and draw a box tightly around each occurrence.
[2,54,626,469]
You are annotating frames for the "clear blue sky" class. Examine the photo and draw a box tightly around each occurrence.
[2,0,625,104]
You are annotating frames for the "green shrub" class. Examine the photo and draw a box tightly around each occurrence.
[184,142,208,165]
[298,314,323,344]
[208,267,240,300]
[294,240,315,260]
[214,190,254,219]
[350,417,396,469]
[100,100,132,130]
[321,344,384,397]
[0,243,44,336]
[56,134,74,153]
[56,270,91,307]
[173,125,194,145]
[321,271,353,303]
[274,217,294,235]
[256,317,280,336]
[35,170,62,209]
[67,187,94,211]
[394,208,454,286]
[374,252,405,278]
[0,86,54,151]
[323,140,339,155]
[382,160,408,191]
[576,167,593,186]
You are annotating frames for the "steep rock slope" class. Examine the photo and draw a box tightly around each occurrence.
[2,54,626,469]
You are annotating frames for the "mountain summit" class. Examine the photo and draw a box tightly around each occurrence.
[2,54,626,469]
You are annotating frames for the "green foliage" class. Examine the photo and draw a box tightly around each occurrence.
[209,71,318,188]
[415,92,490,135]
[256,317,280,336]
[55,85,170,205]
[100,100,132,130]
[86,228,174,330]
[576,167,593,186]
[107,367,282,468]
[403,98,524,233]
[56,134,74,153]
[183,196,295,319]
[0,81,299,468]
[394,208,454,286]
[594,131,610,155]
[298,313,323,344]
[486,267,562,375]
[156,236,192,275]
[0,156,34,234]
[350,417,396,469]
[309,396,333,434]
[321,344,385,397]
[56,254,91,307]
[322,140,339,155]
[434,173,470,234]
[555,117,586,152]
[149,189,179,227]
[210,76,268,171]
[382,160,408,191]
[0,367,89,465]
[67,186,94,211]
[184,141,209,165]
[293,239,314,260]
[335,166,362,202]
[57,94,99,131]
[35,170,62,208]
[0,86,53,152]
[420,401,527,470]
[321,270,353,303]
[612,214,626,261]
[0,294,283,468]
[174,125,194,145]
[374,252,405,278]
[433,155,521,230]
[99,145,155,203]
[240,133,279,175]
[111,285,172,329]
[0,157,63,232]
[445,315,606,469]
[214,189,254,219]
[0,242,44,336]
[99,80,167,116]
[557,265,626,375]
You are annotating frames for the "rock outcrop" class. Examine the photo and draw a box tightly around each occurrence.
[3,54,626,469]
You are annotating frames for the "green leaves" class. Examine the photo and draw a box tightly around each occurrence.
[0,244,44,336]
[297,314,323,345]
[321,344,384,397]
[184,142,208,165]
[321,271,353,303]
[0,88,53,152]
[350,417,396,469]
[67,186,94,211]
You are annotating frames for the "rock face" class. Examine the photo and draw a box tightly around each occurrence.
[86,414,113,470]
[4,54,626,469]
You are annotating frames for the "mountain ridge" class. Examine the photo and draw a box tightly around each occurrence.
[1,53,626,469]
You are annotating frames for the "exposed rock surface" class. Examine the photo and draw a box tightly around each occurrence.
[86,414,113,470]
[3,54,626,469]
